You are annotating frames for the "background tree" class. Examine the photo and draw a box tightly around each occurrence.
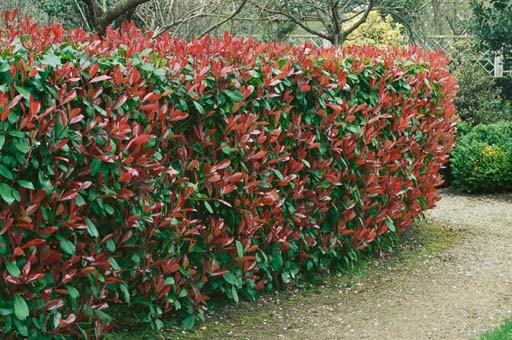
[470,0,512,100]
[343,10,405,48]
[137,0,249,39]
[471,0,512,52]
[255,0,376,46]
[82,0,151,34]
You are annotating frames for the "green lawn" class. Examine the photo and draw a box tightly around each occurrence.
[480,320,512,340]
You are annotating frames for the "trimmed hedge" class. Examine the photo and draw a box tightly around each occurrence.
[452,122,512,193]
[0,12,457,338]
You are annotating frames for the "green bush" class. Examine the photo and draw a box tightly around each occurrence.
[450,39,512,125]
[451,122,512,192]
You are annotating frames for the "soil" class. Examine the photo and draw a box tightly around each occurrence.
[129,190,512,340]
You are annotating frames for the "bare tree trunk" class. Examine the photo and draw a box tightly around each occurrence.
[83,0,152,34]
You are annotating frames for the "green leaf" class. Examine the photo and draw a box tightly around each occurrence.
[272,169,284,180]
[281,271,291,283]
[120,284,130,303]
[13,295,29,321]
[0,63,9,74]
[139,48,153,57]
[181,315,195,329]
[0,183,15,205]
[14,138,30,154]
[66,285,79,300]
[223,272,237,285]
[104,204,114,215]
[106,240,116,252]
[58,237,76,255]
[300,159,311,168]
[0,165,14,180]
[6,262,20,278]
[13,317,28,336]
[7,131,25,138]
[385,217,396,233]
[271,252,283,271]
[15,86,30,99]
[347,125,361,136]
[204,201,214,214]
[85,218,99,238]
[20,34,31,43]
[235,240,244,258]
[4,314,12,333]
[192,101,205,114]
[0,304,13,316]
[17,180,34,190]
[231,285,239,303]
[42,54,61,67]
[221,145,232,155]
[0,135,4,149]
[223,89,244,102]
[75,194,86,207]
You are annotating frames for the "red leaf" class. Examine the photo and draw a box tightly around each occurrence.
[210,269,229,277]
[61,90,77,105]
[22,238,46,249]
[29,96,41,115]
[60,313,77,327]
[58,190,78,201]
[89,64,99,78]
[207,174,221,183]
[113,94,128,110]
[142,103,159,112]
[8,94,23,110]
[133,134,153,145]
[170,109,189,121]
[69,114,84,124]
[89,75,111,83]
[212,160,230,172]
[0,108,9,122]
[119,172,133,182]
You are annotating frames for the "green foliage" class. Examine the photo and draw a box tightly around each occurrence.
[456,120,473,137]
[451,122,512,192]
[450,39,511,125]
[471,0,512,52]
[470,0,512,101]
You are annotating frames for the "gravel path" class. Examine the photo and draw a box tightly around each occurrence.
[190,191,512,340]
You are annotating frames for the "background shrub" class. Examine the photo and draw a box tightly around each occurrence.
[451,122,512,193]
[450,40,512,126]
[0,12,457,338]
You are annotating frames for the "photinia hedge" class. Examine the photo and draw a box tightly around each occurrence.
[0,10,457,339]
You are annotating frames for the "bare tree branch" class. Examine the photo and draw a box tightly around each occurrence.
[73,0,92,31]
[343,0,375,37]
[98,0,151,32]
[82,0,152,33]
[151,12,206,39]
[200,0,249,37]
[256,3,331,41]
